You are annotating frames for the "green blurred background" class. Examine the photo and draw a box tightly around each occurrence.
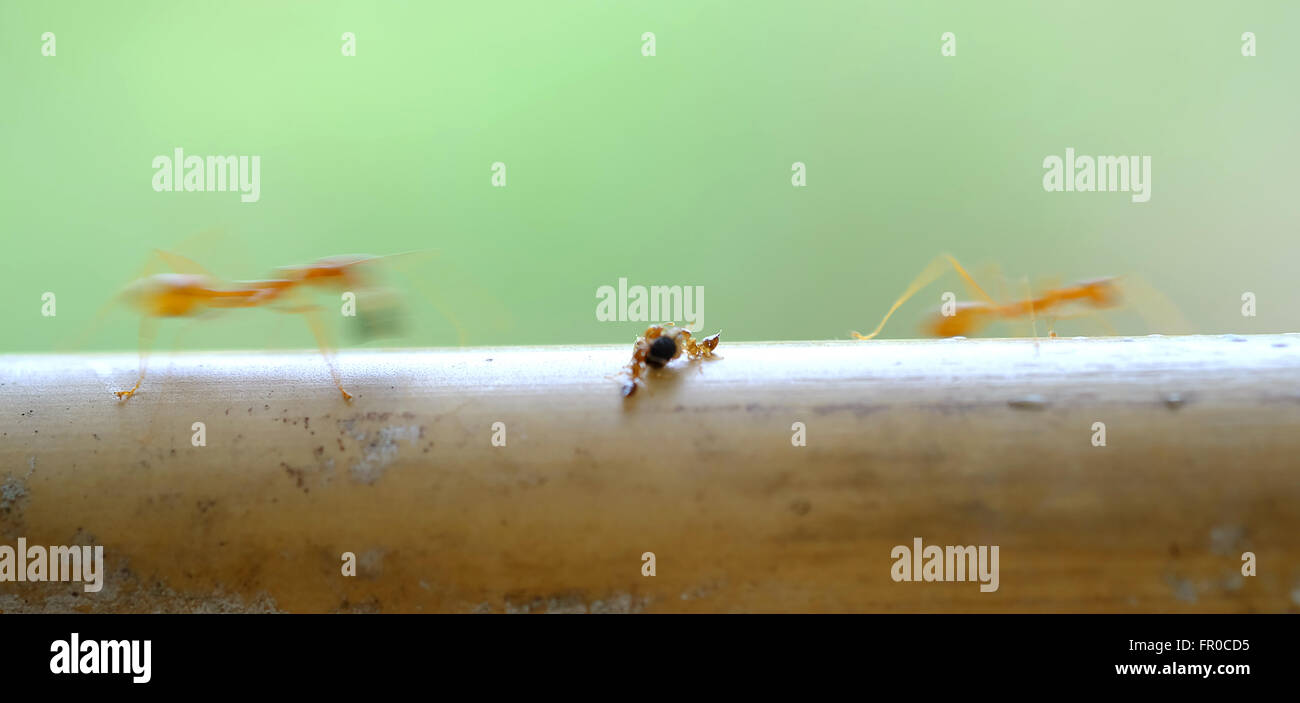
[2,1,1297,352]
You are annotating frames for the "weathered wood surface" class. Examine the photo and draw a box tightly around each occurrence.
[1,335,1298,612]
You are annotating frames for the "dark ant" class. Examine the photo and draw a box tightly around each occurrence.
[620,323,720,397]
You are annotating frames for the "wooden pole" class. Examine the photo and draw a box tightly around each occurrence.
[2,335,1298,612]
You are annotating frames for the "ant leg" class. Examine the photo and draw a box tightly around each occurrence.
[1022,277,1041,355]
[297,306,353,402]
[853,254,999,340]
[135,316,206,446]
[151,227,240,276]
[944,254,1000,307]
[410,278,470,346]
[271,287,353,401]
[621,375,641,397]
[115,316,157,401]
[982,260,1009,309]
[621,362,646,397]
[852,256,950,340]
[152,248,215,277]
[393,256,514,347]
[1071,309,1123,337]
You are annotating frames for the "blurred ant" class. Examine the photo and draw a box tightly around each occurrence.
[852,254,1126,340]
[621,323,720,397]
[111,251,426,402]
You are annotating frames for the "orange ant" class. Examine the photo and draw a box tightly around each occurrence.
[111,251,425,402]
[851,254,1126,340]
[620,324,721,397]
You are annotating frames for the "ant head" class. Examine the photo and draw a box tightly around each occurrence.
[344,286,407,342]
